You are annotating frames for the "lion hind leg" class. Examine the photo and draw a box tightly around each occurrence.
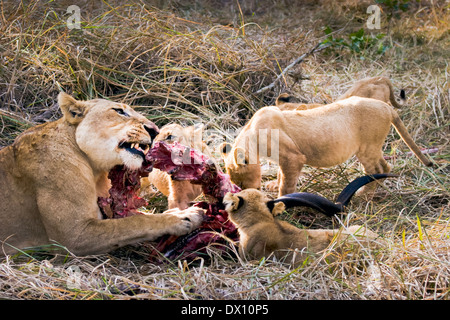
[356,149,390,196]
[278,161,304,196]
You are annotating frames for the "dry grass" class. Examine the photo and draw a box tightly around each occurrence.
[0,0,449,300]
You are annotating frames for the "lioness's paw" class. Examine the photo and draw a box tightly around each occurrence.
[166,207,204,236]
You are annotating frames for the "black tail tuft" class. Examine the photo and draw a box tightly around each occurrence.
[400,89,406,100]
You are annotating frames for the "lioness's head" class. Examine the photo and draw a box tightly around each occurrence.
[220,142,261,190]
[58,92,159,172]
[223,189,285,228]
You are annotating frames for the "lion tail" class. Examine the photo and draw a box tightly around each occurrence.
[390,110,433,167]
[388,78,406,108]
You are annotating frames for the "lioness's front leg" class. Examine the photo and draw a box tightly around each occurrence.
[36,188,204,256]
[73,208,204,255]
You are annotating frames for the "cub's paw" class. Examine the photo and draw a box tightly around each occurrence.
[265,180,279,192]
[166,207,205,236]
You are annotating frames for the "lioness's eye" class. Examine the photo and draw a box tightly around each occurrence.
[166,135,174,140]
[113,108,129,117]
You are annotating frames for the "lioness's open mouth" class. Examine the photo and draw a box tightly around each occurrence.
[118,141,151,159]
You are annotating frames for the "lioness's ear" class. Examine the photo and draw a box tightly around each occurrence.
[219,142,232,157]
[58,92,89,125]
[271,202,285,216]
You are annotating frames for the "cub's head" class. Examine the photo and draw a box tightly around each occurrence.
[58,92,159,171]
[220,143,261,190]
[223,189,285,228]
[154,123,204,149]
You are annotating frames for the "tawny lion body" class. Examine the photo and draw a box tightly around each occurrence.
[141,123,212,209]
[222,96,432,196]
[275,93,323,111]
[336,76,405,107]
[275,76,404,111]
[224,189,381,266]
[0,93,203,256]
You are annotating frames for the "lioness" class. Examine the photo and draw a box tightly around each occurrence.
[0,93,204,256]
[223,188,382,266]
[221,96,432,196]
[141,123,212,209]
[275,76,405,111]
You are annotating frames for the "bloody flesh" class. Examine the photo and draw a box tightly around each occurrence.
[97,141,241,261]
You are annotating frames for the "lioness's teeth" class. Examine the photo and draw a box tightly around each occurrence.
[144,146,150,154]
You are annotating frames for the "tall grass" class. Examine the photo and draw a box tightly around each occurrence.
[0,0,448,300]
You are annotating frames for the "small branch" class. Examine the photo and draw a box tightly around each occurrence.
[255,42,330,94]
[0,109,35,126]
[383,148,439,160]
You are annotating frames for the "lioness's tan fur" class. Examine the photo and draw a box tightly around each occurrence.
[221,96,432,196]
[0,93,204,256]
[140,123,212,209]
[275,76,404,111]
[223,189,381,266]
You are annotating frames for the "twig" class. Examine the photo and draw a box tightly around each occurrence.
[0,109,35,126]
[255,42,330,94]
[383,148,439,160]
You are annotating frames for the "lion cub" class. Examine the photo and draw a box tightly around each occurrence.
[336,76,405,107]
[275,93,324,111]
[223,189,380,266]
[141,123,213,209]
[275,76,405,111]
[221,96,432,196]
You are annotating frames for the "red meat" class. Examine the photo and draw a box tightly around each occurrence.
[97,141,240,261]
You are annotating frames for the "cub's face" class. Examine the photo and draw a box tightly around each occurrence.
[153,123,188,145]
[154,123,206,155]
[59,93,159,172]
[220,143,262,190]
[223,189,272,226]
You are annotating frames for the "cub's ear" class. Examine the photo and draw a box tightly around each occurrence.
[276,93,291,106]
[223,192,245,212]
[193,122,204,135]
[271,202,285,216]
[234,147,249,166]
[219,142,232,157]
[58,92,89,125]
